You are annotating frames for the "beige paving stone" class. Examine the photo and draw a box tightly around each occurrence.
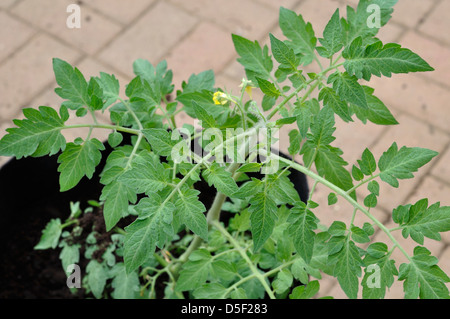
[432,146,450,184]
[85,0,156,25]
[11,0,122,55]
[369,113,449,210]
[418,0,450,45]
[391,0,437,28]
[98,1,197,79]
[0,33,80,122]
[0,0,18,9]
[168,0,277,40]
[253,0,300,10]
[0,11,35,63]
[166,22,236,90]
[369,74,450,134]
[399,31,450,88]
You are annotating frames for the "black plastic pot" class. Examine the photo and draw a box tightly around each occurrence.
[0,136,309,299]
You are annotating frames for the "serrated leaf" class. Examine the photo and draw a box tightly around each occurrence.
[289,280,320,299]
[124,196,175,273]
[96,72,120,110]
[256,77,280,98]
[279,7,317,65]
[328,193,338,206]
[57,138,105,192]
[176,249,213,292]
[175,188,208,241]
[272,269,293,294]
[180,70,215,94]
[53,58,89,110]
[133,59,174,97]
[86,260,109,299]
[0,106,66,159]
[119,157,170,195]
[34,218,62,250]
[394,199,450,245]
[110,263,140,299]
[193,283,228,299]
[352,165,364,181]
[328,71,367,109]
[287,204,318,263]
[398,246,450,299]
[362,244,398,299]
[142,128,178,157]
[318,9,343,58]
[342,0,398,46]
[249,192,278,252]
[378,143,439,188]
[352,86,398,126]
[192,100,217,128]
[202,163,239,198]
[288,129,301,155]
[358,148,377,176]
[101,180,137,231]
[343,38,434,81]
[328,237,363,299]
[232,34,273,81]
[59,243,80,272]
[270,33,300,72]
[318,87,352,123]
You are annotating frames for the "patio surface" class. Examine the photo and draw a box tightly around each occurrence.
[0,0,449,298]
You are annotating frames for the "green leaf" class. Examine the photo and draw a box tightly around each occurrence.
[354,86,398,126]
[287,203,318,263]
[342,0,398,46]
[124,196,175,273]
[110,263,140,299]
[192,100,217,128]
[272,269,293,294]
[180,70,215,94]
[101,180,137,231]
[328,71,367,109]
[352,165,364,181]
[350,226,370,243]
[232,34,273,81]
[202,163,239,198]
[279,7,317,65]
[119,157,170,195]
[378,143,439,188]
[328,221,347,237]
[249,192,278,252]
[393,199,450,245]
[193,283,228,299]
[53,58,89,110]
[96,72,120,109]
[269,33,299,72]
[34,218,62,250]
[398,246,450,299]
[57,138,105,192]
[364,193,378,208]
[288,129,301,155]
[176,249,213,292]
[318,87,352,123]
[265,171,301,205]
[142,128,178,157]
[289,281,320,299]
[59,243,81,272]
[343,38,434,81]
[175,188,208,241]
[328,193,338,205]
[318,9,343,58]
[358,148,377,176]
[368,180,380,196]
[86,260,109,299]
[133,59,174,97]
[108,131,123,148]
[0,106,66,159]
[328,237,363,299]
[362,243,398,299]
[256,77,280,98]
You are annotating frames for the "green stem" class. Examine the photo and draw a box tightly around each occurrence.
[271,153,414,264]
[63,124,141,136]
[212,221,276,299]
[346,173,380,195]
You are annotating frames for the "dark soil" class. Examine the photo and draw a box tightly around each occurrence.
[0,136,309,299]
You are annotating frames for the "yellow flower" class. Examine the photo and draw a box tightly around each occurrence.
[239,78,255,99]
[213,91,228,105]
